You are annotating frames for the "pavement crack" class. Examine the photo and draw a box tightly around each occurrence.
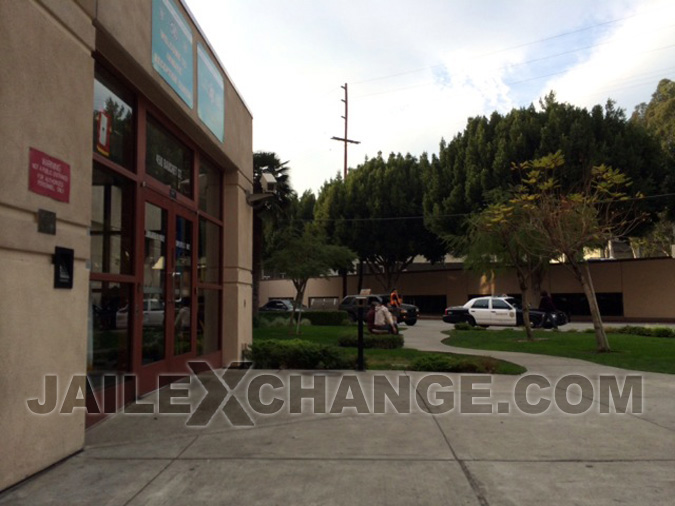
[409,371,490,506]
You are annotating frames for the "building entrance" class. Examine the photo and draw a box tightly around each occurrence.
[135,193,197,393]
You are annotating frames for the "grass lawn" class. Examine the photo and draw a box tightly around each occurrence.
[442,329,675,374]
[253,325,526,374]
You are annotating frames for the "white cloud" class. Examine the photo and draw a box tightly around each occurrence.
[541,0,675,110]
[184,0,675,195]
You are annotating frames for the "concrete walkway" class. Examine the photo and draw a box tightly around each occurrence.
[1,321,674,505]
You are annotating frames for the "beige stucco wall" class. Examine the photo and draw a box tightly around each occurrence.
[622,258,675,319]
[223,172,253,362]
[0,0,95,491]
[260,259,675,320]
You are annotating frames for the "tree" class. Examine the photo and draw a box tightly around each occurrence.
[631,78,675,158]
[265,228,355,334]
[463,201,550,341]
[630,79,675,253]
[315,152,446,292]
[252,152,295,316]
[511,152,645,352]
[424,95,670,254]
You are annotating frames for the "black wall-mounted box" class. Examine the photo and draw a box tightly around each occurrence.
[53,247,74,289]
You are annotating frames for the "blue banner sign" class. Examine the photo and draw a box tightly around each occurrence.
[197,43,225,141]
[152,0,194,108]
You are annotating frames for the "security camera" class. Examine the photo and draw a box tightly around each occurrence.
[261,172,277,194]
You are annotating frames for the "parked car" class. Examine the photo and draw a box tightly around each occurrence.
[116,299,165,329]
[339,294,418,325]
[259,299,306,312]
[442,296,568,328]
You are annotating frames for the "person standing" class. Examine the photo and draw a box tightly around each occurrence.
[538,291,558,329]
[390,288,402,308]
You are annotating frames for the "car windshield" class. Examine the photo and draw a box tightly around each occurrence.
[505,298,522,309]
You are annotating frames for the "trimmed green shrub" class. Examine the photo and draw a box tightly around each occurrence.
[410,354,500,373]
[303,311,351,326]
[338,333,404,349]
[410,354,458,372]
[243,339,358,369]
[258,311,350,326]
[605,325,675,338]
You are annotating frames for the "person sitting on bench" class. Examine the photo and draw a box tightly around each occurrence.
[367,301,398,334]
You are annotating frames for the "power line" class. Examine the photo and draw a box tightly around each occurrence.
[350,9,651,86]
[352,40,675,100]
[282,192,675,225]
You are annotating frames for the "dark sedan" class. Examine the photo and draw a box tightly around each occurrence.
[259,299,306,312]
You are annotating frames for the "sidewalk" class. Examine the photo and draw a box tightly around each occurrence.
[1,321,674,505]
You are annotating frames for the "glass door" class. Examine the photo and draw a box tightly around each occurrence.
[173,214,193,356]
[142,201,168,365]
[138,194,197,385]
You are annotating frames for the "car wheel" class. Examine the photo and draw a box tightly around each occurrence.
[406,319,417,326]
[466,316,476,326]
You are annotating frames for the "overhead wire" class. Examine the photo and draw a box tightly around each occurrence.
[350,11,638,86]
[279,193,675,225]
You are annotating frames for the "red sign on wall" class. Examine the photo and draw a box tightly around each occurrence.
[28,148,71,203]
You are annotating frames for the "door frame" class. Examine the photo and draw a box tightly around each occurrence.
[133,189,199,394]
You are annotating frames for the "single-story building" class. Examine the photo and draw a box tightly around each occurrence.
[0,0,253,491]
[260,257,675,321]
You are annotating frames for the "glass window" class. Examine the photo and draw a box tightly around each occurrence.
[199,160,221,217]
[492,299,511,310]
[91,165,134,274]
[198,218,220,283]
[146,116,193,198]
[197,289,221,355]
[472,299,489,309]
[93,68,134,169]
[88,281,132,386]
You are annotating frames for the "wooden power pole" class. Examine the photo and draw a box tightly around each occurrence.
[331,83,361,298]
[331,83,360,179]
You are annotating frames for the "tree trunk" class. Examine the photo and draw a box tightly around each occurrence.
[529,264,546,310]
[571,261,610,352]
[290,280,307,335]
[517,273,534,341]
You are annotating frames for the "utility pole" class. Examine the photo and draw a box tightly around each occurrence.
[331,83,360,179]
[331,83,361,299]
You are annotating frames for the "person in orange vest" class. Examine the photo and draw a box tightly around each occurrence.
[390,288,402,308]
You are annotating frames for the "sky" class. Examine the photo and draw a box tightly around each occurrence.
[183,0,675,196]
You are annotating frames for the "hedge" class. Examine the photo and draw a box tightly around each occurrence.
[410,354,500,373]
[603,325,675,338]
[257,310,350,326]
[243,339,358,369]
[337,333,404,349]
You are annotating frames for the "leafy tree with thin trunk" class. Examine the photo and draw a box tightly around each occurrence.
[511,152,645,352]
[264,228,355,334]
[463,202,550,341]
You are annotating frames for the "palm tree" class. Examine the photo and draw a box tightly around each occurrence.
[252,152,295,316]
